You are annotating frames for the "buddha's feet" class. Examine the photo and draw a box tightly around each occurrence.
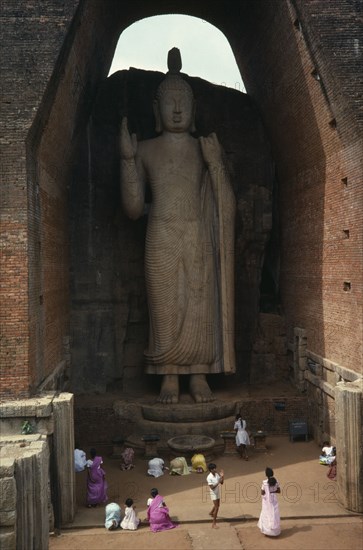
[157,374,179,404]
[190,374,214,403]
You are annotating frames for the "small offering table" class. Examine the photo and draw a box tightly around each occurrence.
[141,434,160,458]
[252,431,267,451]
[220,431,237,455]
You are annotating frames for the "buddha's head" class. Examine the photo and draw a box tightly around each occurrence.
[154,48,196,133]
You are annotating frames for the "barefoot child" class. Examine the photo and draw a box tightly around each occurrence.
[206,463,224,528]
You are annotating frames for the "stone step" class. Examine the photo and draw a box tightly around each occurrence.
[126,415,236,440]
[141,401,237,422]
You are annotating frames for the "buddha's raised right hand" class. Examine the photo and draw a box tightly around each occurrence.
[120,117,137,160]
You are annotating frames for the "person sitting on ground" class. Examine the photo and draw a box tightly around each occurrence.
[120,447,135,471]
[147,457,167,477]
[321,441,334,456]
[74,443,87,472]
[191,453,207,473]
[104,502,122,530]
[120,497,140,530]
[147,488,177,532]
[169,456,190,475]
[319,441,336,465]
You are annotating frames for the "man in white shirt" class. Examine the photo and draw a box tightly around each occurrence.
[206,463,224,528]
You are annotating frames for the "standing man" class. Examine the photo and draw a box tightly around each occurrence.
[206,463,224,528]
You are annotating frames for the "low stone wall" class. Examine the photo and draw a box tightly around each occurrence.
[335,380,363,513]
[0,393,75,548]
[0,436,49,550]
[0,457,16,549]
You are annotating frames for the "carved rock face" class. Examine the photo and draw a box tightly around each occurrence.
[70,68,274,393]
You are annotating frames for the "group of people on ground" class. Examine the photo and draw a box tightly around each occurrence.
[147,453,208,478]
[105,488,175,532]
[104,463,280,535]
[105,498,140,531]
[76,424,338,537]
[75,443,281,536]
[145,413,250,482]
[73,446,178,532]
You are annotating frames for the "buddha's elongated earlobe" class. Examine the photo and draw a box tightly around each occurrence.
[153,99,162,133]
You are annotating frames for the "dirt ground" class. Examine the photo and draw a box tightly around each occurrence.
[49,517,363,550]
[49,435,363,549]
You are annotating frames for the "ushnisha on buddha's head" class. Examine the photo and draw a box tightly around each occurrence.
[153,47,196,133]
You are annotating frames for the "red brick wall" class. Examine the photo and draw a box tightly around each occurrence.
[0,1,78,398]
[0,1,109,398]
[231,0,362,373]
[28,2,120,390]
[294,0,363,373]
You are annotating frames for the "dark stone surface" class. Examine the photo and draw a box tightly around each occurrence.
[167,434,216,452]
[141,401,237,422]
[70,69,273,394]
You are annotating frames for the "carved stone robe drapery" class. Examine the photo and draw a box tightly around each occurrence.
[144,160,235,375]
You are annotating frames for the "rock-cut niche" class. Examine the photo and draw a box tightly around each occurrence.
[70,68,274,394]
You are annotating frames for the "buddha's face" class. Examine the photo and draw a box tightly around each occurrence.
[158,89,194,133]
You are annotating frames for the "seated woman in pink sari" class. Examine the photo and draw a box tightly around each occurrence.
[147,488,177,532]
[257,467,281,537]
[86,448,108,507]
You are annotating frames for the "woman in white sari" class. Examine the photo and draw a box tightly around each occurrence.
[257,467,281,536]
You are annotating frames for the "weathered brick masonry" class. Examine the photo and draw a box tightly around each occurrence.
[1,1,79,398]
[232,0,362,373]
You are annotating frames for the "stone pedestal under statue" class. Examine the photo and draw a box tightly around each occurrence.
[117,399,237,454]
